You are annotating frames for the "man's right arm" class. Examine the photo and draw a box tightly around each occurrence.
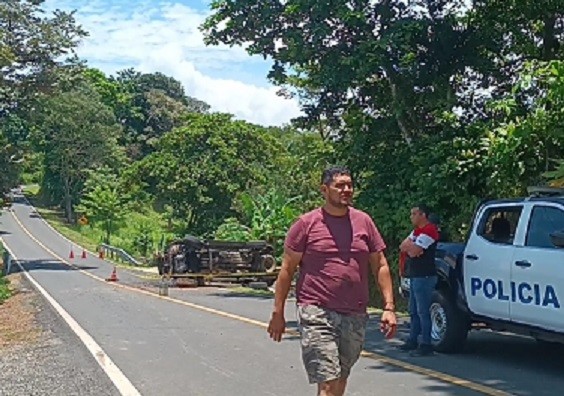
[272,247,303,315]
[268,218,306,342]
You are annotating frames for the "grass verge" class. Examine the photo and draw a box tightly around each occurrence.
[229,286,274,298]
[0,276,11,304]
[22,186,156,272]
[0,244,12,304]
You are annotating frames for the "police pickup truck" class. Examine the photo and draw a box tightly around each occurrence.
[400,187,564,353]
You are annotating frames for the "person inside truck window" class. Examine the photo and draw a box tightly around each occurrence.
[491,217,511,243]
[479,208,522,245]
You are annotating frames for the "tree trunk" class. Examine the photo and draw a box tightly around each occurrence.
[542,15,557,61]
[63,176,73,224]
[379,0,414,146]
[387,74,413,146]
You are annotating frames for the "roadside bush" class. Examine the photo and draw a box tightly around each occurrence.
[0,245,12,304]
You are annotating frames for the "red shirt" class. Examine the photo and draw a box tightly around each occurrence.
[285,207,386,314]
[404,223,439,278]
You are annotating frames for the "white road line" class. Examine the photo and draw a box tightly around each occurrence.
[0,237,142,396]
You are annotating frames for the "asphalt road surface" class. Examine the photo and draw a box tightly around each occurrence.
[1,194,564,396]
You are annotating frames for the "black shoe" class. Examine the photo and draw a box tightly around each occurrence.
[397,341,418,352]
[409,344,434,357]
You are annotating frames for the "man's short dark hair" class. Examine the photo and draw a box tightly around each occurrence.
[321,166,351,185]
[414,203,432,218]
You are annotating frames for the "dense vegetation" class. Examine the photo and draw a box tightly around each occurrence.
[2,1,563,305]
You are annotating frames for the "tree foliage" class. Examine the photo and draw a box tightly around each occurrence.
[0,0,86,193]
[33,84,122,222]
[77,167,129,244]
[135,112,288,235]
[114,69,211,159]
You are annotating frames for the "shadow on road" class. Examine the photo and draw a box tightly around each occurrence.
[12,259,99,273]
[362,316,564,396]
[209,290,274,300]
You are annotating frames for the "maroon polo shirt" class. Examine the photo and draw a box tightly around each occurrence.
[285,207,386,314]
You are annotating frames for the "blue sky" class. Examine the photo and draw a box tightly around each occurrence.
[42,0,302,126]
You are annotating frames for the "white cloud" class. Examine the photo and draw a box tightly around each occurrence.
[43,0,302,126]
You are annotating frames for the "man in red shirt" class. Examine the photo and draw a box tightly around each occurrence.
[398,204,439,357]
[267,166,397,396]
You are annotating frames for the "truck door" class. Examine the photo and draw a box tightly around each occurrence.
[463,203,524,320]
[510,203,564,331]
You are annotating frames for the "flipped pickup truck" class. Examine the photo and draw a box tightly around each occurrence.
[400,187,564,353]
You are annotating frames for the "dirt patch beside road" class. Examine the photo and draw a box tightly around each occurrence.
[0,273,42,350]
[0,272,120,395]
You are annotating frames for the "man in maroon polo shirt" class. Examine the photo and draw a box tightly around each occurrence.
[267,166,397,396]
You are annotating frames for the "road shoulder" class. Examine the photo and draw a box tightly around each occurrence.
[0,272,119,396]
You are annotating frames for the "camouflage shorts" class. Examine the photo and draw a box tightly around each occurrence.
[297,304,368,384]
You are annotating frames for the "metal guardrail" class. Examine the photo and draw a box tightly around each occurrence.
[1,243,12,276]
[99,243,140,266]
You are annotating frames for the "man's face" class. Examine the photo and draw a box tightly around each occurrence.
[322,174,354,207]
[410,207,425,227]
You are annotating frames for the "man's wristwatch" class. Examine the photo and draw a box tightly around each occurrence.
[383,302,395,312]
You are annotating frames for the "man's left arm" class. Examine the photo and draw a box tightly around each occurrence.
[401,238,424,258]
[400,231,422,257]
[365,216,397,338]
[402,225,439,258]
[369,251,397,338]
[369,251,395,311]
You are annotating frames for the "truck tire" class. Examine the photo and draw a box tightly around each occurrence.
[430,289,469,353]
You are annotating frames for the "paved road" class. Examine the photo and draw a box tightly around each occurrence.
[0,273,120,396]
[2,195,564,395]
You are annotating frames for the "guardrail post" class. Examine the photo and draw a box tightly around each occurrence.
[2,249,11,276]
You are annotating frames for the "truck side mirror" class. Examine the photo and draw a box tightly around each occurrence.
[550,230,564,248]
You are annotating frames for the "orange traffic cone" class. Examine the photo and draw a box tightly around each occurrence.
[69,249,74,259]
[81,249,87,259]
[105,266,118,282]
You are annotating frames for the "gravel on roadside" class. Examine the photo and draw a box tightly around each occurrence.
[0,273,120,396]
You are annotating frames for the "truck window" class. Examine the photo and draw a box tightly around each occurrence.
[477,206,523,245]
[526,206,564,249]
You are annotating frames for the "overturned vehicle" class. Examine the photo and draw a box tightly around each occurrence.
[156,235,278,281]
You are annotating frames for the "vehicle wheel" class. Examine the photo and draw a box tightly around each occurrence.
[262,254,277,273]
[430,289,469,353]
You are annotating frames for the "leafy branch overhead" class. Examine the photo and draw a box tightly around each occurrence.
[202,0,563,141]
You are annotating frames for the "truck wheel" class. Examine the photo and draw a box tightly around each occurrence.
[430,289,469,353]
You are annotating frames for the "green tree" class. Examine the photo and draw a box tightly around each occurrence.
[137,112,287,235]
[115,69,211,159]
[77,168,129,244]
[1,0,87,115]
[202,0,564,241]
[237,189,301,254]
[1,0,86,192]
[33,84,122,222]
